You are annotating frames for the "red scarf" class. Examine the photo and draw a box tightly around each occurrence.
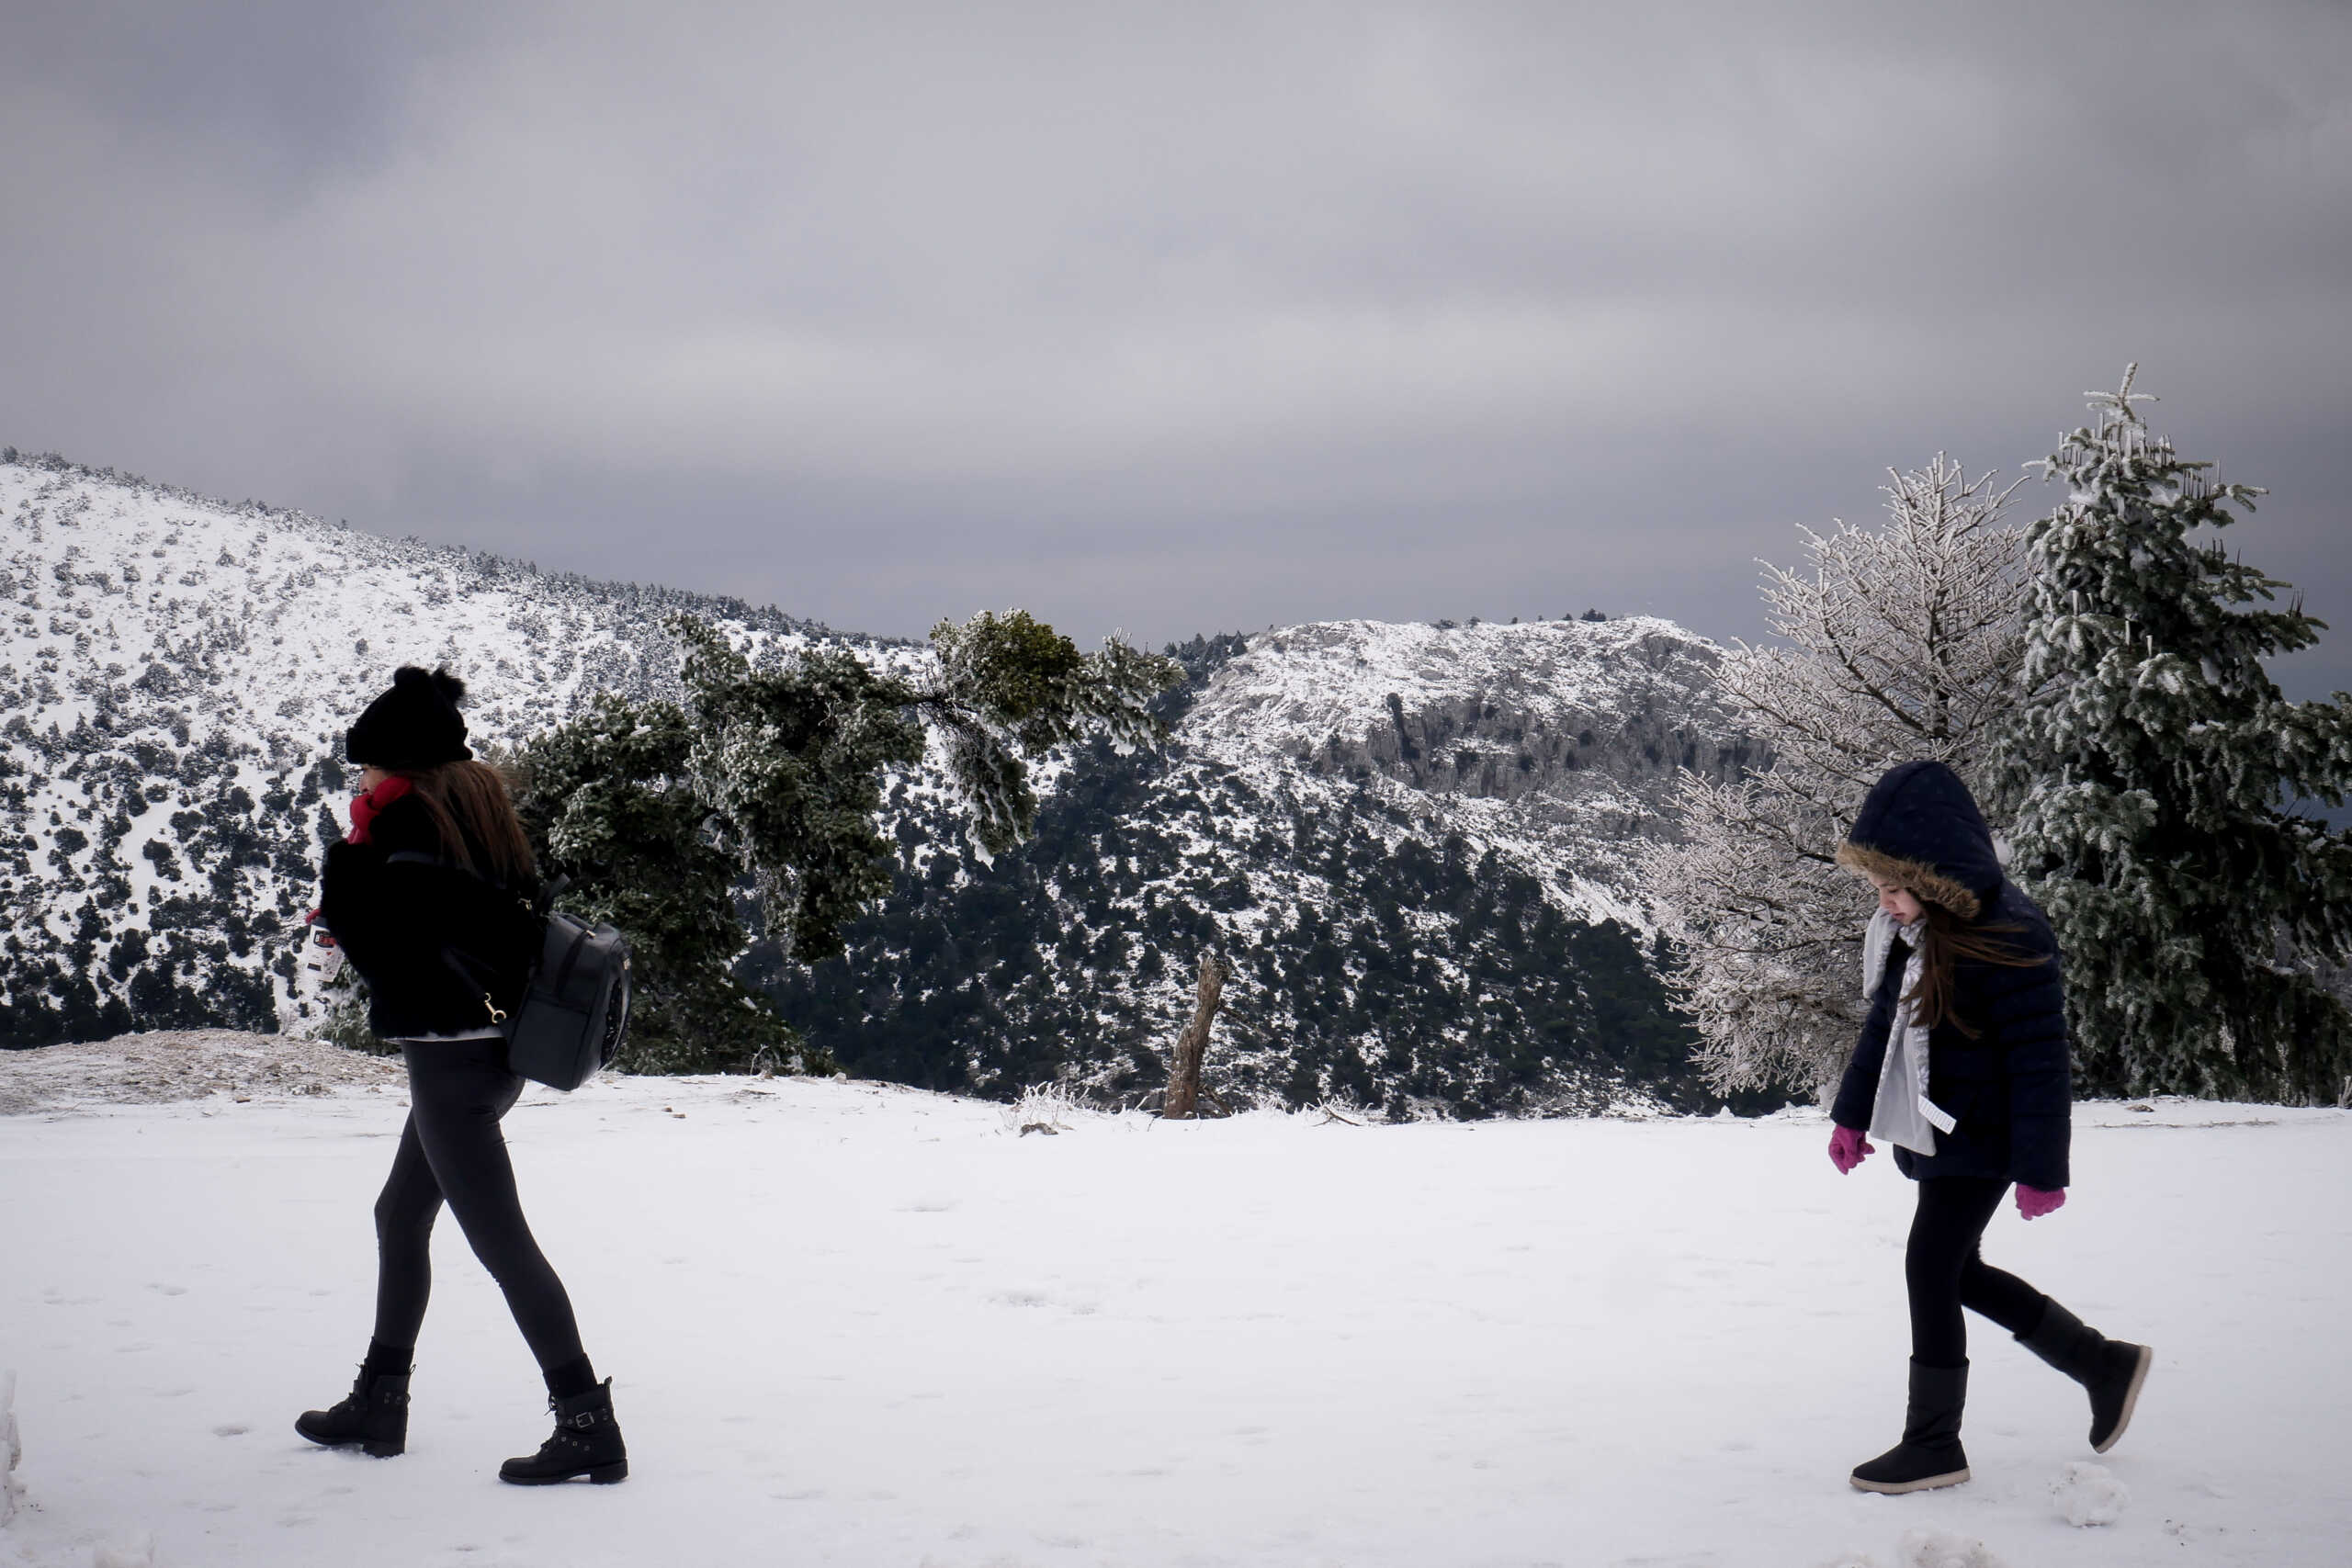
[346,775,414,845]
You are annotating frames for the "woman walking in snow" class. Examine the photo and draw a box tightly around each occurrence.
[297,666,627,1485]
[1826,760,2150,1495]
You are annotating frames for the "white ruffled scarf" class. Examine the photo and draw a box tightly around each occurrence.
[1860,908,1959,1157]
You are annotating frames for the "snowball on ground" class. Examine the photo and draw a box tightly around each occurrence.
[1898,1529,2007,1568]
[2051,1459,2130,1527]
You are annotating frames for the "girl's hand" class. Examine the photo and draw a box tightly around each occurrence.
[2017,1184,2066,1220]
[1828,1124,1874,1174]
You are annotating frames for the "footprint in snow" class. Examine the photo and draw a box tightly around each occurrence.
[211,1424,250,1437]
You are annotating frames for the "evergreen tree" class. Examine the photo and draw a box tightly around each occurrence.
[514,610,1180,1074]
[2000,367,2352,1101]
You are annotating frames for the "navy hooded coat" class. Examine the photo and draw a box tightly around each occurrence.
[1829,761,2073,1191]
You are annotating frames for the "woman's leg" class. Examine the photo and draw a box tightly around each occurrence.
[369,1112,444,1356]
[1904,1176,2010,1366]
[401,1041,587,1373]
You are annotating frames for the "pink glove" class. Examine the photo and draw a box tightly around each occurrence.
[2017,1185,2066,1220]
[1828,1125,1874,1174]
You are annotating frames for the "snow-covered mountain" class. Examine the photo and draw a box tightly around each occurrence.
[3,450,1770,1113]
[0,450,843,1044]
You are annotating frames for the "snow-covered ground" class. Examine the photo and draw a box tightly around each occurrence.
[2,1052,2345,1567]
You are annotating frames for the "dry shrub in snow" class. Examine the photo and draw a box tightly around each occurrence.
[1646,457,2026,1095]
[1003,1080,1084,1135]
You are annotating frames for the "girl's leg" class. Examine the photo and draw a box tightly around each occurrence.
[1903,1177,2009,1366]
[401,1041,587,1374]
[1959,1235,2048,1336]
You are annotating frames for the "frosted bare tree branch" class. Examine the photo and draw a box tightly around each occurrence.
[1645,456,2028,1094]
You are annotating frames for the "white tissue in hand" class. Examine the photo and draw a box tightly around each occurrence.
[2051,1460,2129,1526]
[1897,1529,2007,1568]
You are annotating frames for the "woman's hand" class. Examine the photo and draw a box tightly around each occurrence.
[1828,1124,1874,1174]
[2016,1184,2066,1220]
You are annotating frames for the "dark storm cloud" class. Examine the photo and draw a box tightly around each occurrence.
[5,2,2348,691]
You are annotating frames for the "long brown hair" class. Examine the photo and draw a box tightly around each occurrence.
[399,760,535,885]
[1904,901,2045,1036]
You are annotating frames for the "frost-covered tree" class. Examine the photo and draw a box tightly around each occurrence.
[1647,456,2028,1093]
[1998,367,2352,1101]
[516,610,1181,1073]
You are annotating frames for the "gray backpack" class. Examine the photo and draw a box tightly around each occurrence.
[503,883,633,1091]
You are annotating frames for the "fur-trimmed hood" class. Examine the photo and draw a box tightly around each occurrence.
[1836,761,2003,921]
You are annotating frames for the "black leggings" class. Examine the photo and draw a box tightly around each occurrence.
[370,1039,585,1371]
[1905,1176,2050,1368]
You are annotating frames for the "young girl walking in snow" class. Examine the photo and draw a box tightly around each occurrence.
[298,666,627,1485]
[1827,761,2150,1495]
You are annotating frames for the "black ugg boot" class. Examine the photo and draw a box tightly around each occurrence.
[2018,1299,2152,1454]
[1849,1359,1970,1494]
[499,1379,628,1485]
[295,1367,410,1457]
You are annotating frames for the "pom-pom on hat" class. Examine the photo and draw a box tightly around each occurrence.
[345,666,472,770]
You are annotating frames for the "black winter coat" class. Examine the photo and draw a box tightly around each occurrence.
[319,794,540,1040]
[1829,760,2072,1191]
[1830,883,2072,1190]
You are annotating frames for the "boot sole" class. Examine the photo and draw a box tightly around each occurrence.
[1849,1465,1970,1495]
[2091,1344,2153,1455]
[293,1424,404,1457]
[501,1461,628,1485]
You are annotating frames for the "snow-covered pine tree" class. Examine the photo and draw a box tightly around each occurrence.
[1999,367,2352,1101]
[1646,456,2028,1094]
[516,610,1181,1074]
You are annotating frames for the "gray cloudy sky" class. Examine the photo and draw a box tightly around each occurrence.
[6,2,2349,692]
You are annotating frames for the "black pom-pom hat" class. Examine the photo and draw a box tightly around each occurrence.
[345,666,472,771]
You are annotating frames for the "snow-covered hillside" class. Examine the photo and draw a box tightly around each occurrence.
[5,450,1762,1112]
[1189,614,1757,923]
[778,615,1764,1115]
[2,1053,2344,1566]
[0,451,844,1043]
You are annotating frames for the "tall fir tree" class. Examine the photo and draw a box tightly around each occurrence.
[2001,367,2352,1102]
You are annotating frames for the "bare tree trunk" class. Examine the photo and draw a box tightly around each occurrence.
[1162,951,1230,1119]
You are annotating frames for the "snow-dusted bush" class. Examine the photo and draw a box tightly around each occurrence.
[1647,457,2027,1094]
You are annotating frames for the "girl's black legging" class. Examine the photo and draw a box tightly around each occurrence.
[370,1038,585,1371]
[1905,1176,2051,1367]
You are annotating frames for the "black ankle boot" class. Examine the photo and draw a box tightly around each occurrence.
[2018,1299,2152,1453]
[1850,1359,1970,1494]
[499,1379,628,1485]
[295,1366,410,1458]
